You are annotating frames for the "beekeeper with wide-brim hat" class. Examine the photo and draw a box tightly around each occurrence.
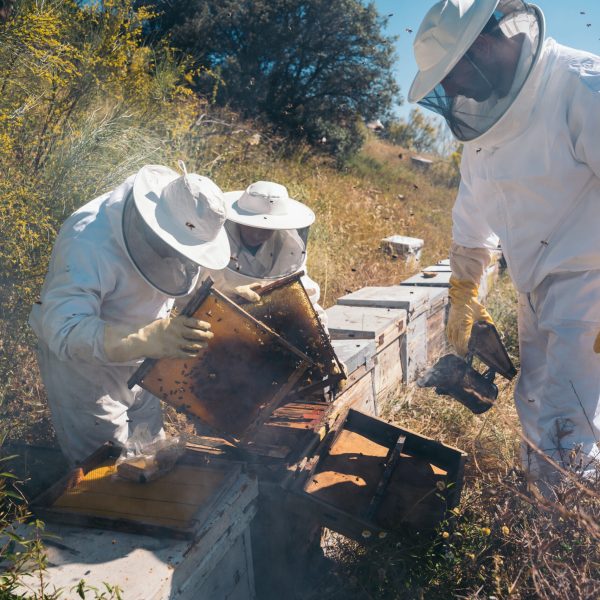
[410,0,600,492]
[205,180,327,327]
[29,163,230,464]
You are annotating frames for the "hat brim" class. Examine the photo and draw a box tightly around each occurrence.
[408,0,499,103]
[132,165,231,270]
[224,190,316,230]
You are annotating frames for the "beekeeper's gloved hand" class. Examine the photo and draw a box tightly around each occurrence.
[234,283,262,303]
[447,277,493,356]
[103,315,213,362]
[447,244,495,357]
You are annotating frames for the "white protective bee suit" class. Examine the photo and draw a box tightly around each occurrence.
[410,0,600,482]
[29,166,230,464]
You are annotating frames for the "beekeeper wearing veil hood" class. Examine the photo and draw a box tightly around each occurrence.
[29,163,230,464]
[206,180,327,327]
[410,0,600,488]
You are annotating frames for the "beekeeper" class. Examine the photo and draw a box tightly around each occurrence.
[206,180,327,326]
[29,164,230,464]
[409,0,600,484]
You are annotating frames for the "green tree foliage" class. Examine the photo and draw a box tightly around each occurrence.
[384,108,440,153]
[0,0,195,308]
[147,0,399,162]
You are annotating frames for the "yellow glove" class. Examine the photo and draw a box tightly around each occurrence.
[447,277,494,357]
[233,283,262,303]
[104,315,213,362]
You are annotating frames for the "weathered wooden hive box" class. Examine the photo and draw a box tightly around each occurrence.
[380,235,424,268]
[326,304,407,407]
[337,286,432,383]
[22,444,258,600]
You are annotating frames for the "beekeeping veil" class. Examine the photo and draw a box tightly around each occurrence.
[224,181,315,280]
[408,0,544,142]
[122,165,230,296]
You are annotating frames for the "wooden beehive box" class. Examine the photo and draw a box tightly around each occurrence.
[27,443,257,600]
[326,305,407,404]
[337,286,431,383]
[283,409,467,539]
[330,339,377,416]
[380,235,424,268]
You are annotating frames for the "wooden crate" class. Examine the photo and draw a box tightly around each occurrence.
[284,409,467,539]
[25,446,258,600]
[337,287,431,382]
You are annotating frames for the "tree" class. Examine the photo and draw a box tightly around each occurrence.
[384,109,440,154]
[147,0,399,161]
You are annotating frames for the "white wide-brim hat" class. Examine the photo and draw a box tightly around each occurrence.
[132,164,230,269]
[408,0,499,103]
[225,181,315,230]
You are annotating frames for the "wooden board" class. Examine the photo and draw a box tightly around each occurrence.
[337,286,430,320]
[330,367,377,422]
[401,313,428,383]
[373,340,403,401]
[325,305,407,349]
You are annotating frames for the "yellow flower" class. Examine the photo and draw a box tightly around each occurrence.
[442,531,450,539]
[481,527,492,536]
[501,525,510,536]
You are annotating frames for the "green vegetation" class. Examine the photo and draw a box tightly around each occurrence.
[147,0,399,162]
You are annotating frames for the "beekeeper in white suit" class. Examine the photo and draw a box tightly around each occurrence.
[29,164,230,464]
[206,180,327,327]
[409,0,600,485]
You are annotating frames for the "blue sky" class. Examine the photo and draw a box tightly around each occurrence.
[375,0,600,119]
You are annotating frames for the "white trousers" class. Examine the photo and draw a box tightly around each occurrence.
[515,270,600,481]
[37,342,164,465]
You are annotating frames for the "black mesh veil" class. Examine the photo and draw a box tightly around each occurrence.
[418,0,543,142]
[122,191,200,296]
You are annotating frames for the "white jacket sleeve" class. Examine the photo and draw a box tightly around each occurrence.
[35,238,115,364]
[567,64,600,179]
[452,152,500,250]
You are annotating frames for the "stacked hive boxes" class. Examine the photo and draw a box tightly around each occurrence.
[327,256,502,415]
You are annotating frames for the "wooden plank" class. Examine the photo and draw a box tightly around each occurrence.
[325,305,407,348]
[333,368,377,417]
[337,286,430,319]
[401,313,428,383]
[373,340,403,401]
